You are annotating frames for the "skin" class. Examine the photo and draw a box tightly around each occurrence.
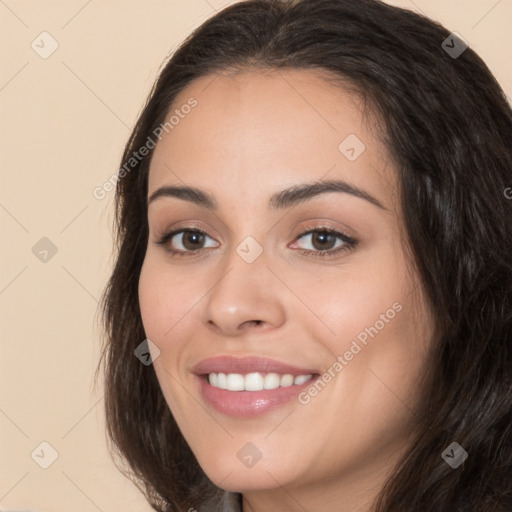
[138,68,435,512]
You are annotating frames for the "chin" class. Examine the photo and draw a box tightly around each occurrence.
[198,453,297,492]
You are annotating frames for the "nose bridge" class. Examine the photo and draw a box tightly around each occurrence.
[200,236,286,336]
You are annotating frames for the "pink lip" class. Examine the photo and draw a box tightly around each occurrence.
[192,355,318,376]
[192,356,320,418]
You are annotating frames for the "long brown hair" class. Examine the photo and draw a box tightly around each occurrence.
[97,1,512,510]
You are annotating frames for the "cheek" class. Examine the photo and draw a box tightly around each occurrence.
[138,256,199,417]
[138,259,161,336]
[298,248,432,415]
[138,255,201,341]
[295,250,411,352]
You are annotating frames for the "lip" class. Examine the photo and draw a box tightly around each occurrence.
[192,355,319,376]
[192,356,320,418]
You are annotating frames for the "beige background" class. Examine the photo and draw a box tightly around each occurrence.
[1,0,511,510]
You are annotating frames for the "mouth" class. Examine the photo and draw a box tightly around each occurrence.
[206,371,314,391]
[192,356,321,417]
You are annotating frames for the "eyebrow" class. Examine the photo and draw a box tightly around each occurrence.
[147,179,387,211]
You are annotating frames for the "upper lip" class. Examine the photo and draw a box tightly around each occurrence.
[192,356,319,376]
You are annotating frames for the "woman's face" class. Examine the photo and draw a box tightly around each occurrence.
[139,69,434,507]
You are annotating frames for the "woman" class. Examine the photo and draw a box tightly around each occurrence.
[97,0,512,510]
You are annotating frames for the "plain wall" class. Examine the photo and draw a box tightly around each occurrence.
[1,0,511,510]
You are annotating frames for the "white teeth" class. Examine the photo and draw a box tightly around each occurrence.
[293,374,313,385]
[280,374,294,387]
[209,372,218,387]
[264,372,280,390]
[226,373,245,391]
[217,373,227,389]
[208,372,313,391]
[245,372,264,391]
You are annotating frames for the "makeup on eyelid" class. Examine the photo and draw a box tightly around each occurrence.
[153,225,358,259]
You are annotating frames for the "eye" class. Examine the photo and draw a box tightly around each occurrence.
[291,227,357,258]
[155,228,218,256]
[155,226,357,259]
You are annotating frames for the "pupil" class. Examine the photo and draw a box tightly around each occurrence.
[183,231,203,250]
[313,232,335,250]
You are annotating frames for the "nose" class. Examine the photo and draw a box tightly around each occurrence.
[200,248,286,337]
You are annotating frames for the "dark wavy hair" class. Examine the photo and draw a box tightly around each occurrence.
[96,0,512,510]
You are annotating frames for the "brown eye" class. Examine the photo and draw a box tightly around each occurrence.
[310,231,337,251]
[295,229,349,252]
[155,228,219,256]
[181,230,206,250]
[291,227,358,259]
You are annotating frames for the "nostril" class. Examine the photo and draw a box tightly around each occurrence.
[242,320,263,329]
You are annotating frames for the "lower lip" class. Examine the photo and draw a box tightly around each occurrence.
[196,375,319,417]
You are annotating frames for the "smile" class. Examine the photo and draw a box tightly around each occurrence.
[208,372,314,391]
[193,356,320,417]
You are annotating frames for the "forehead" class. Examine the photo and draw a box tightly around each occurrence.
[148,68,397,208]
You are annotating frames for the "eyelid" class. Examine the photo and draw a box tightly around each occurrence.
[291,227,354,245]
[288,225,357,254]
[155,225,219,248]
[289,218,357,242]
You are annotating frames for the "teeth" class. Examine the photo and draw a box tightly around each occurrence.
[217,372,227,390]
[264,372,280,390]
[245,372,264,391]
[293,374,312,385]
[209,372,219,387]
[208,372,313,391]
[226,373,244,391]
[281,374,294,387]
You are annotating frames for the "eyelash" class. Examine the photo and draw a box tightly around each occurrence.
[155,225,358,259]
